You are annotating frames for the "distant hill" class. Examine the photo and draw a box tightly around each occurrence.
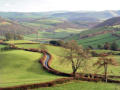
[93,17,120,28]
[0,10,120,21]
[71,16,120,37]
[0,17,35,36]
[68,17,99,22]
[1,10,120,32]
[16,18,99,32]
[51,10,120,20]
[0,12,55,19]
[66,16,120,48]
[1,11,120,41]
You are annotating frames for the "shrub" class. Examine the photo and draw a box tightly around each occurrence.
[111,42,119,51]
[91,51,99,57]
[104,42,110,50]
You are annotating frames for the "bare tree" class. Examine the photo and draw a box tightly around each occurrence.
[62,40,90,77]
[93,53,118,82]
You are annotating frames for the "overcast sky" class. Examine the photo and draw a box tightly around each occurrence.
[0,0,120,12]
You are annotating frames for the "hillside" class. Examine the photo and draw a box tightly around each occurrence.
[94,17,120,28]
[1,11,120,42]
[51,10,120,20]
[0,10,120,20]
[20,18,97,40]
[1,42,120,89]
[0,48,62,87]
[66,17,120,48]
[0,17,35,36]
[16,17,99,31]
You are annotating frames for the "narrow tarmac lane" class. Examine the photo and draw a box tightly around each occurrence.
[44,54,50,68]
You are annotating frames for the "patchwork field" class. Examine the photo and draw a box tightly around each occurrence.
[77,33,119,47]
[24,28,84,41]
[68,32,120,48]
[1,9,120,90]
[21,18,87,41]
[66,25,120,48]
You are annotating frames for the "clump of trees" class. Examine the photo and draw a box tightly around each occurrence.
[110,42,119,51]
[88,45,93,49]
[4,33,23,41]
[97,44,103,49]
[49,40,64,46]
[93,53,118,82]
[97,42,119,51]
[61,40,91,77]
[104,42,110,50]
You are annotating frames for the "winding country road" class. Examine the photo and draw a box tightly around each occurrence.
[44,54,50,68]
[1,43,120,90]
[42,49,120,79]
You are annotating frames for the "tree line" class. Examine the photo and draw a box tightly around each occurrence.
[4,33,23,41]
[88,42,119,51]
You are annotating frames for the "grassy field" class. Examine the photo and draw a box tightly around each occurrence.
[67,32,120,48]
[49,47,120,76]
[0,49,63,87]
[22,22,53,28]
[77,33,119,48]
[5,40,36,44]
[16,43,40,49]
[72,27,115,37]
[22,19,63,27]
[22,19,63,31]
[38,81,120,90]
[0,44,7,49]
[9,43,120,89]
[21,18,87,41]
[66,26,120,48]
[25,28,83,40]
[16,44,120,76]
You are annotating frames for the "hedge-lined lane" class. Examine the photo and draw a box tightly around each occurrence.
[0,43,120,90]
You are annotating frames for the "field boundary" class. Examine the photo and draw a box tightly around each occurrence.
[0,43,120,89]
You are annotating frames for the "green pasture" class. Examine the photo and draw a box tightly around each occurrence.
[0,49,63,87]
[16,44,120,76]
[38,81,120,90]
[0,44,7,49]
[78,33,119,47]
[5,40,36,44]
[25,28,82,39]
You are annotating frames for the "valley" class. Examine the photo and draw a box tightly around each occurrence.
[0,10,120,90]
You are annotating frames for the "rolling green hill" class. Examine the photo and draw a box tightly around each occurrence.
[66,17,120,48]
[51,10,120,20]
[76,32,120,48]
[19,18,90,40]
[0,49,63,87]
[94,17,120,28]
[15,43,120,90]
[16,43,120,76]
[0,17,36,36]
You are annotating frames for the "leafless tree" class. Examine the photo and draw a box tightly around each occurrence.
[62,40,90,77]
[93,53,118,82]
